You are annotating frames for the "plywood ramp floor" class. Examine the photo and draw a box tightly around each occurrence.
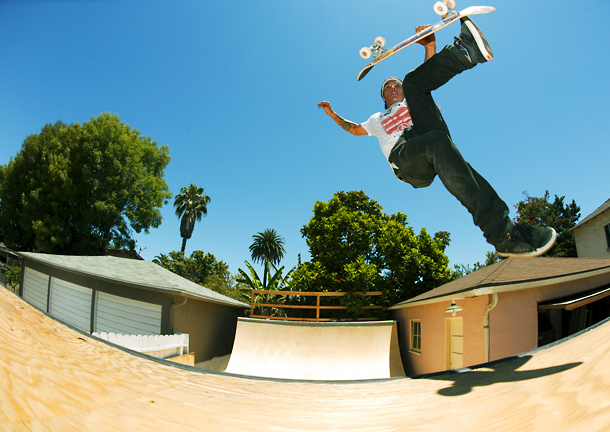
[1,287,609,431]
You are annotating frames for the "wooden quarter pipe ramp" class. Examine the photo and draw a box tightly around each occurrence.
[225,317,406,380]
[1,287,610,431]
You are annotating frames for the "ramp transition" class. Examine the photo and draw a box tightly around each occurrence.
[225,317,405,380]
[1,286,610,431]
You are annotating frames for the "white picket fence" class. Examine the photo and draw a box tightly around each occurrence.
[92,332,189,360]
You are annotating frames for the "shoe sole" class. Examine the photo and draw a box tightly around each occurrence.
[463,19,493,61]
[497,228,557,258]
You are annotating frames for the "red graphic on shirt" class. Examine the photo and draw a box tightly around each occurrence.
[381,106,413,135]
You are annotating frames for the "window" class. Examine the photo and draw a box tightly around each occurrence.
[410,320,421,354]
[604,224,610,250]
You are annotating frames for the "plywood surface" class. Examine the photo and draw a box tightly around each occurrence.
[1,287,609,431]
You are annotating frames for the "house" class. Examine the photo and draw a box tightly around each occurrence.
[569,198,610,258]
[18,252,249,363]
[388,257,610,376]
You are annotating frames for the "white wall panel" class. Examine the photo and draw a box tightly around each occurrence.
[22,267,49,312]
[49,278,92,332]
[95,292,161,336]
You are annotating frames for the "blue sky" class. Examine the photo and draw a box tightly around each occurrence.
[1,0,608,280]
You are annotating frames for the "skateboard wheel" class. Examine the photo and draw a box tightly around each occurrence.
[374,36,386,47]
[444,0,455,9]
[433,1,448,15]
[359,46,372,59]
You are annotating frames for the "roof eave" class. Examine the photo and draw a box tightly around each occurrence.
[19,252,248,309]
[388,265,610,310]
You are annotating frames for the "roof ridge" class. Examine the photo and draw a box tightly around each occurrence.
[147,261,185,291]
[477,257,512,286]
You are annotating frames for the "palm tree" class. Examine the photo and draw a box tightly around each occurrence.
[249,229,286,288]
[174,184,210,253]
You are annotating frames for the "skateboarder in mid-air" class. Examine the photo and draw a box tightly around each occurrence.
[318,17,556,257]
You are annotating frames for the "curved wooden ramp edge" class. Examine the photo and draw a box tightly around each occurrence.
[225,317,405,380]
[1,287,610,431]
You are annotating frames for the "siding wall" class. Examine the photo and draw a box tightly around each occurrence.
[49,278,92,333]
[173,296,245,363]
[21,260,172,335]
[95,292,162,335]
[22,267,49,311]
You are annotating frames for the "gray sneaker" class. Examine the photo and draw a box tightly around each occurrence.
[495,222,557,258]
[454,17,493,65]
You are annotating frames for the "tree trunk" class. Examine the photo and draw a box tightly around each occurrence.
[181,237,187,253]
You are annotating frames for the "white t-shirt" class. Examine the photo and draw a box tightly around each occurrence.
[361,100,413,169]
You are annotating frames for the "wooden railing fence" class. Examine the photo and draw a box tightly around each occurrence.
[250,290,384,322]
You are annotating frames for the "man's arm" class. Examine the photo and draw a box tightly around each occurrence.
[317,101,368,136]
[415,25,436,61]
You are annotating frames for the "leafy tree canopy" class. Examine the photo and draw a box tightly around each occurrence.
[153,250,228,286]
[515,190,580,257]
[289,191,456,313]
[0,113,172,254]
[153,250,248,303]
[454,251,500,277]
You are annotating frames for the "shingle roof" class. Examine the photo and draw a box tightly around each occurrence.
[570,198,610,232]
[19,252,248,308]
[391,257,610,308]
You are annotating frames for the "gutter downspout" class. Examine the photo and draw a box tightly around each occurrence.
[169,296,188,334]
[483,292,498,362]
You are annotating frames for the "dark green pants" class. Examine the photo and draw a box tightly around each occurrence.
[388,45,511,246]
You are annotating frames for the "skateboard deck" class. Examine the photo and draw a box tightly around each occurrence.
[357,5,495,81]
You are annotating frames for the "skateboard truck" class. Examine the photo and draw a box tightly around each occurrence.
[433,0,457,17]
[359,37,387,61]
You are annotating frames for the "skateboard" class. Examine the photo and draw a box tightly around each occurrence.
[357,1,495,81]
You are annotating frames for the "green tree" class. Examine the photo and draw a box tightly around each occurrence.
[201,273,250,303]
[248,229,286,288]
[0,113,171,254]
[434,231,451,252]
[174,184,210,253]
[153,250,226,285]
[454,251,500,277]
[153,250,247,302]
[289,191,455,318]
[237,260,295,317]
[515,191,580,257]
[5,266,21,294]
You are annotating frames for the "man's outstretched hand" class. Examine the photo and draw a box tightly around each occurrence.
[317,101,334,117]
[316,101,367,136]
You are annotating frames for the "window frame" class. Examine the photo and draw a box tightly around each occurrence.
[410,319,422,354]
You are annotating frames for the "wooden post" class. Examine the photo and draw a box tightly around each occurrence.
[251,290,255,317]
